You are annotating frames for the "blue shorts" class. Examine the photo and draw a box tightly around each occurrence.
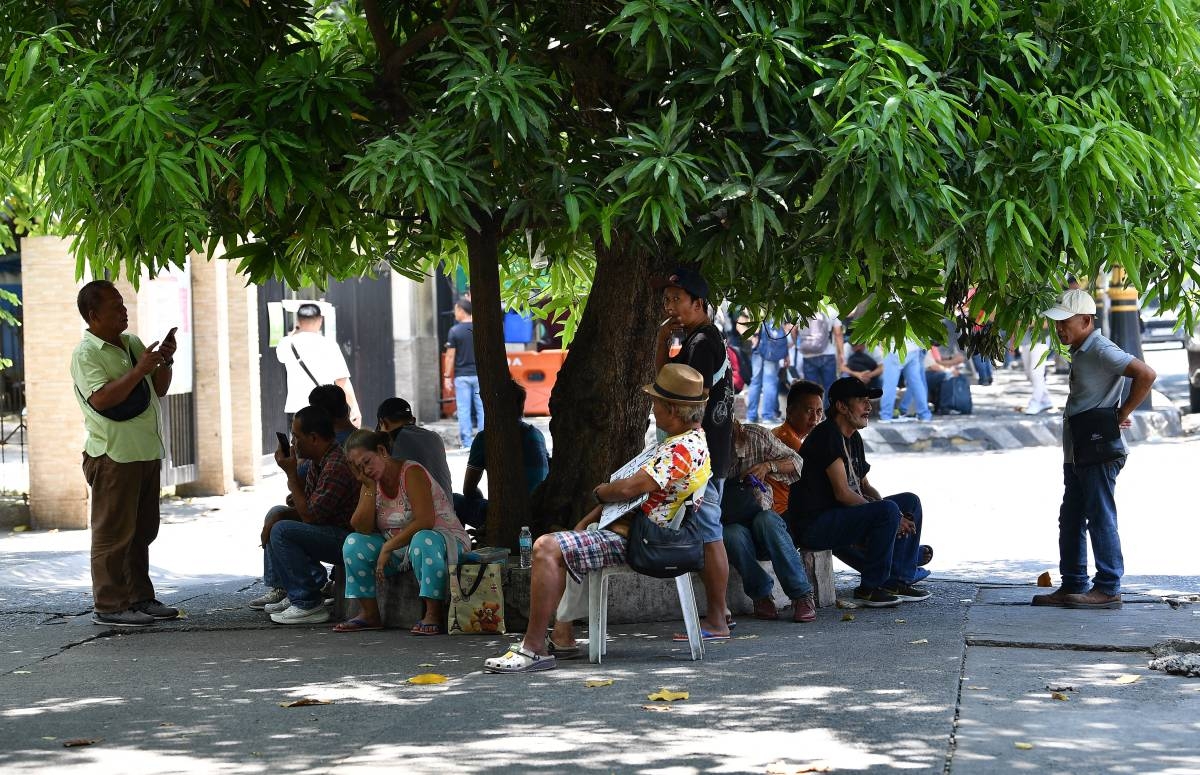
[694,477,725,544]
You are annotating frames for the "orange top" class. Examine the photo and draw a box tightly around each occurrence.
[770,423,804,513]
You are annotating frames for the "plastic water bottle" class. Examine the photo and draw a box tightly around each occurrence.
[518,526,533,569]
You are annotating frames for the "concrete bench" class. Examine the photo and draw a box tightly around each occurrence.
[335,548,836,630]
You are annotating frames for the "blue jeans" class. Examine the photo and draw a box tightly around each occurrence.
[972,354,993,384]
[796,492,923,590]
[262,505,327,591]
[803,354,838,394]
[694,478,725,544]
[454,375,484,447]
[746,353,781,422]
[724,510,813,600]
[266,520,349,610]
[881,350,931,420]
[1059,459,1125,595]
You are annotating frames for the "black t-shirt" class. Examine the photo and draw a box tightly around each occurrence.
[446,321,477,376]
[669,322,734,478]
[789,418,870,522]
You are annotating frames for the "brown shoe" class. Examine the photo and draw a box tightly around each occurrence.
[1031,588,1074,607]
[792,594,816,623]
[1062,590,1122,610]
[752,597,779,620]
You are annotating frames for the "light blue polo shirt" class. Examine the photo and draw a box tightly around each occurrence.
[1063,329,1134,463]
[71,331,164,463]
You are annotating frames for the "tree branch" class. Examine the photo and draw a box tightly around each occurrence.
[384,0,463,77]
[361,0,397,62]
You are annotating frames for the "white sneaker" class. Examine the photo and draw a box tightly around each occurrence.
[248,588,287,610]
[263,597,292,614]
[270,604,331,625]
[1022,400,1054,415]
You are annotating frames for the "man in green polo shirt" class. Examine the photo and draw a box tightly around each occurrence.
[71,280,179,627]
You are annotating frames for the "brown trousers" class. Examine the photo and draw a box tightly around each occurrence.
[82,454,162,613]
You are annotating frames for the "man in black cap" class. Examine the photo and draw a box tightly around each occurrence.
[376,397,453,498]
[787,377,930,607]
[276,302,361,427]
[654,265,735,638]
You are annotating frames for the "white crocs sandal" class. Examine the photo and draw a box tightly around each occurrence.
[483,644,557,674]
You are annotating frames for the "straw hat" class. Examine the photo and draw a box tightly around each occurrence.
[642,363,709,405]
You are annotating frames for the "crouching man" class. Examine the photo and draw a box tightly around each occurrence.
[787,377,930,607]
[484,364,711,673]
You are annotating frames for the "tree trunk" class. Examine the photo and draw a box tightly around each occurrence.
[530,236,674,533]
[465,211,530,550]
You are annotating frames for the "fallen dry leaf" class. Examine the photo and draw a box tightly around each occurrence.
[1050,692,1070,701]
[407,673,448,685]
[835,599,858,609]
[1036,571,1052,587]
[13,670,30,675]
[647,688,689,702]
[157,722,174,728]
[841,612,855,622]
[279,698,332,708]
[417,663,436,667]
[1113,674,1141,685]
[1046,684,1075,693]
[1014,742,1034,750]
[12,525,28,533]
[41,737,55,741]
[584,679,613,688]
[965,686,989,690]
[641,704,671,712]
[734,634,759,640]
[62,738,101,748]
[909,638,929,645]
[894,619,906,624]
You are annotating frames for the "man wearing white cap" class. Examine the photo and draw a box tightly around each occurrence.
[1033,288,1156,610]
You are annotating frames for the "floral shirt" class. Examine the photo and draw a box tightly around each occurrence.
[376,460,470,548]
[639,428,711,527]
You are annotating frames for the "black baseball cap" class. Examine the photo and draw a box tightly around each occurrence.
[827,377,883,404]
[658,266,709,301]
[296,303,322,319]
[376,397,415,424]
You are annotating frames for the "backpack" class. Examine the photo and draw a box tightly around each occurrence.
[726,345,745,392]
[756,323,790,362]
[798,316,833,356]
[937,374,973,415]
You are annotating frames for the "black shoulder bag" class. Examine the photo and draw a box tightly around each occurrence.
[626,502,705,579]
[76,344,152,421]
[290,342,322,387]
[1069,406,1124,466]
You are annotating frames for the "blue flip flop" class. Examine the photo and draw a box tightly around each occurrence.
[673,629,731,642]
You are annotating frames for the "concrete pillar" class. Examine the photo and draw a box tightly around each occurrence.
[226,266,262,485]
[23,236,89,529]
[391,272,442,422]
[177,256,235,495]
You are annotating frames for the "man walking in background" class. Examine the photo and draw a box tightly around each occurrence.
[444,298,484,448]
[276,303,361,427]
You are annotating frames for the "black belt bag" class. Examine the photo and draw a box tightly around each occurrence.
[1069,406,1124,466]
[626,505,705,579]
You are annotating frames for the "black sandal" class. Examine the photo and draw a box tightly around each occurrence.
[919,545,934,567]
[547,638,582,660]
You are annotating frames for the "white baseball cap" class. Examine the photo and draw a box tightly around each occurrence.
[1042,288,1097,320]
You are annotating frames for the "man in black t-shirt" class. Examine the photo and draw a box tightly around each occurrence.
[444,299,483,448]
[787,378,929,607]
[654,266,735,639]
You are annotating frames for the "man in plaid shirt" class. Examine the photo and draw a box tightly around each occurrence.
[255,405,359,625]
[723,418,817,622]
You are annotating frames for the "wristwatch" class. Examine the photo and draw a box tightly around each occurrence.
[768,461,778,474]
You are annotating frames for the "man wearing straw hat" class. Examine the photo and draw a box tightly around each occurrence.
[484,364,711,673]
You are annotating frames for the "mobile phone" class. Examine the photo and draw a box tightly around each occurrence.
[164,326,178,343]
[276,432,291,457]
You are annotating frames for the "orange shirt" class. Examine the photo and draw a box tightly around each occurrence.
[770,423,805,514]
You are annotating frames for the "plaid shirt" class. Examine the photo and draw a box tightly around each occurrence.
[303,444,358,528]
[731,422,803,512]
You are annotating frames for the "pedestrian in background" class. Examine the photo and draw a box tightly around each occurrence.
[71,280,179,627]
[276,303,361,427]
[745,318,789,423]
[1032,289,1156,610]
[795,310,845,393]
[443,298,483,448]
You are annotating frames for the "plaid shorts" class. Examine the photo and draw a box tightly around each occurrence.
[552,529,627,584]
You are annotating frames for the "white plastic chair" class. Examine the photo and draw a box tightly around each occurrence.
[587,566,704,664]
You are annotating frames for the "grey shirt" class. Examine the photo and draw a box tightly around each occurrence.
[390,425,454,496]
[1063,329,1134,463]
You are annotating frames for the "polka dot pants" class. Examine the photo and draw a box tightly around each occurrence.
[342,530,452,601]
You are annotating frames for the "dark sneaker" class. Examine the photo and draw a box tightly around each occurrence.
[883,584,932,602]
[853,587,901,608]
[93,608,156,627]
[792,594,816,623]
[133,599,179,620]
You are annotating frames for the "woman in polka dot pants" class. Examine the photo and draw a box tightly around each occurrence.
[336,430,470,634]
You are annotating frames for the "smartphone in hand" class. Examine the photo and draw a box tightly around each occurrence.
[276,432,291,457]
[164,326,178,344]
